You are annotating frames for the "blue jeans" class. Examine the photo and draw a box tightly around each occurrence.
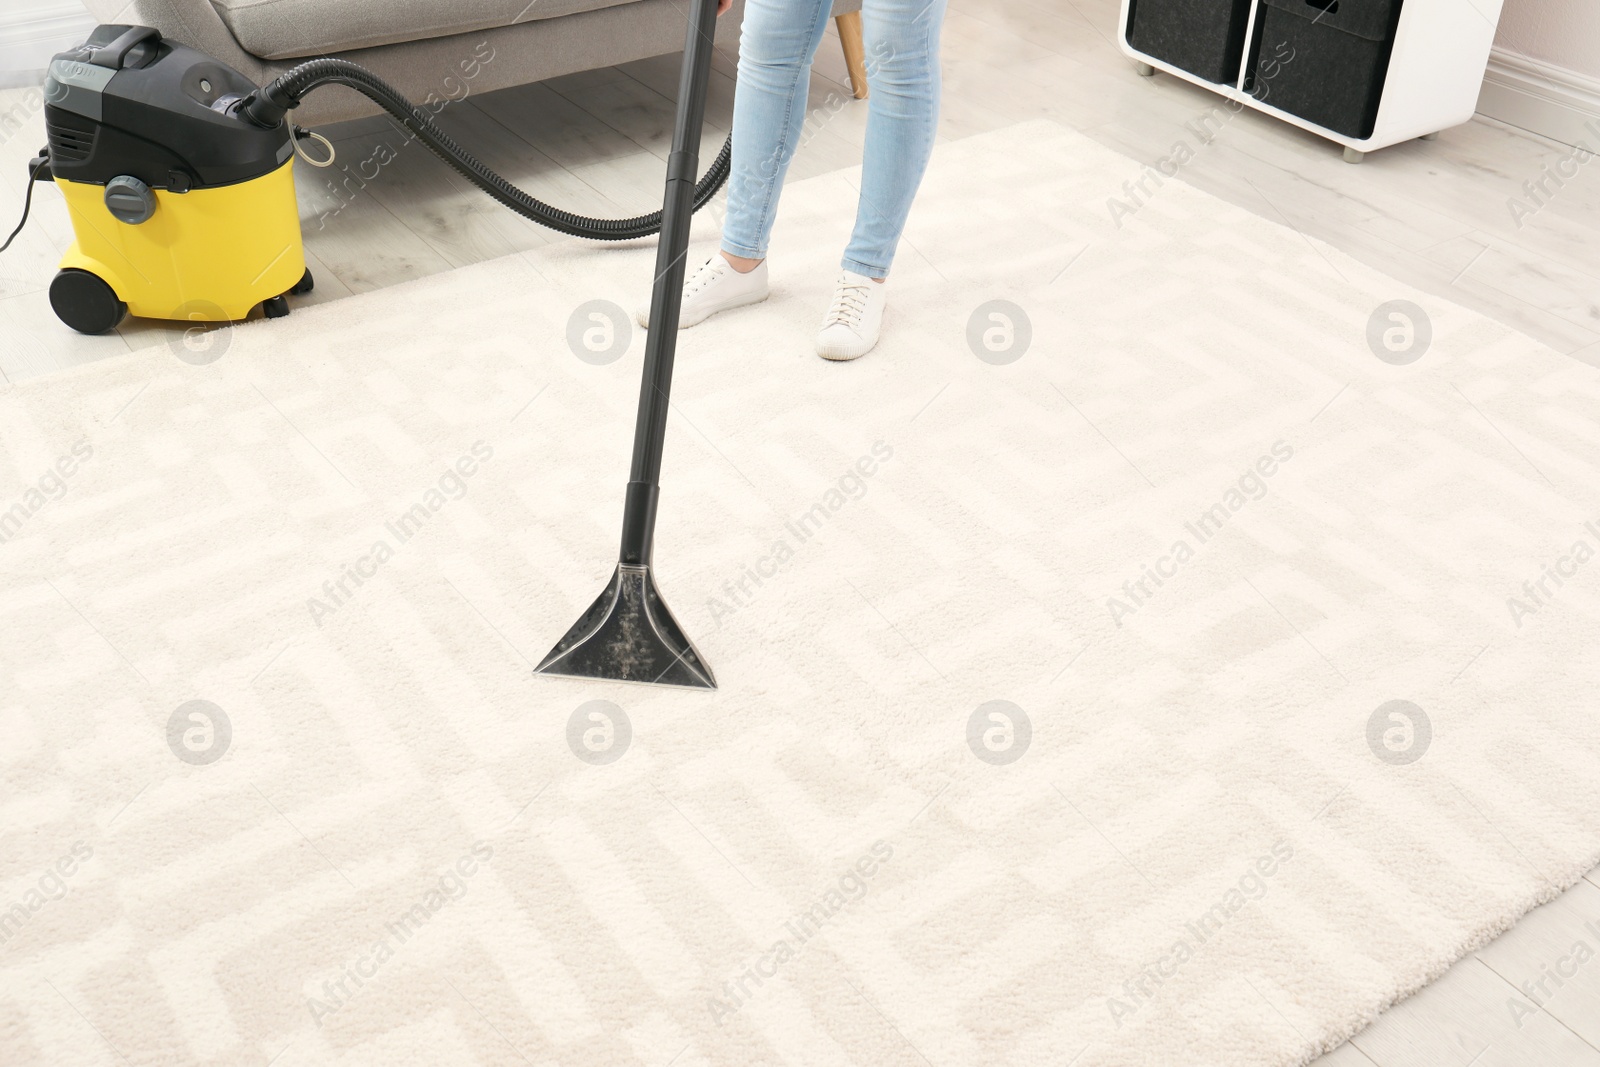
[721,0,947,280]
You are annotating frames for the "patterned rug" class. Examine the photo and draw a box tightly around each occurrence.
[3,118,1598,1067]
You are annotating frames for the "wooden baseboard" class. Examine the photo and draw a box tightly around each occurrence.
[1478,47,1600,148]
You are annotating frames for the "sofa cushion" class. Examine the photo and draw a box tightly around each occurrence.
[212,0,643,61]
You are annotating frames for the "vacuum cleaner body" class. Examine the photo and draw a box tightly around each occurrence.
[43,25,307,333]
[28,23,732,334]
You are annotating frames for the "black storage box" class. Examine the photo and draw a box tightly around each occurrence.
[1127,0,1255,85]
[1247,0,1404,138]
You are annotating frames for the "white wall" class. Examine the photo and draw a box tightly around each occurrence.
[1496,0,1600,80]
[0,1,96,87]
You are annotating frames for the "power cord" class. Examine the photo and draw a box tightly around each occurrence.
[0,154,48,255]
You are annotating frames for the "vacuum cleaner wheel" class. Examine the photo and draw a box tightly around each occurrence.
[50,269,127,335]
[288,268,314,296]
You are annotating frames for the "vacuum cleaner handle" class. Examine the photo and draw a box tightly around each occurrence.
[618,0,720,566]
[89,25,161,70]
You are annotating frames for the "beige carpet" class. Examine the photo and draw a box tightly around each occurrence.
[2,118,1599,1067]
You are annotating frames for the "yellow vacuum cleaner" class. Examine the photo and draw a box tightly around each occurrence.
[32,25,309,334]
[4,23,733,335]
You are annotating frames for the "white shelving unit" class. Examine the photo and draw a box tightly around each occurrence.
[1117,0,1505,161]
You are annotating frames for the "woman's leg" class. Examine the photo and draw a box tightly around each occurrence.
[841,0,947,280]
[720,0,834,266]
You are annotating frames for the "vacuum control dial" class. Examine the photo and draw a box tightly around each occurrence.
[104,174,155,224]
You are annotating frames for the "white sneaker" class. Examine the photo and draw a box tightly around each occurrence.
[814,270,886,361]
[635,252,769,329]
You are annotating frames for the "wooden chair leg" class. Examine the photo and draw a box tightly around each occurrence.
[836,11,869,99]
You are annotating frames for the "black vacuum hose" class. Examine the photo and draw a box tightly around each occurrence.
[240,58,731,242]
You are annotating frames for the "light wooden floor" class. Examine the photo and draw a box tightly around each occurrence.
[4,0,1600,1061]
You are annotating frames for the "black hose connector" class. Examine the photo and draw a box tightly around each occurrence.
[241,80,298,129]
[237,58,731,241]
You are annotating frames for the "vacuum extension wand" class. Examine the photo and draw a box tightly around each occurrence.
[533,0,722,689]
[236,52,731,241]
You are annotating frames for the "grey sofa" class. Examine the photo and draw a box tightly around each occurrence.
[81,0,867,126]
